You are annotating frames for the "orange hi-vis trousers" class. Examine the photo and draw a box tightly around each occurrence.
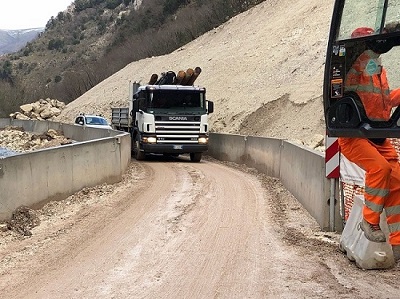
[339,137,400,245]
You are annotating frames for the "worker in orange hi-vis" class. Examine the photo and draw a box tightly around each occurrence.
[338,27,400,260]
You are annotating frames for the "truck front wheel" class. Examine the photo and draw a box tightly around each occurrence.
[190,152,202,162]
[134,138,146,160]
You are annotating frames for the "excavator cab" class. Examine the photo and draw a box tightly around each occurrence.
[324,0,400,137]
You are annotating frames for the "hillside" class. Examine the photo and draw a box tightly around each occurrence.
[0,0,265,113]
[56,0,334,145]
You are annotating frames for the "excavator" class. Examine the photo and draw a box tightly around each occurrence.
[324,0,400,138]
[324,0,400,270]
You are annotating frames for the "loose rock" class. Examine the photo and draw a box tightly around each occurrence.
[10,98,66,121]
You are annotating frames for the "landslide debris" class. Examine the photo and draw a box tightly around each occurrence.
[0,126,72,154]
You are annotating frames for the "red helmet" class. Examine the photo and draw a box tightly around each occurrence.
[351,27,375,38]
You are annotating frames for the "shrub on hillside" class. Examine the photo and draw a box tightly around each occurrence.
[48,39,64,51]
[106,0,123,9]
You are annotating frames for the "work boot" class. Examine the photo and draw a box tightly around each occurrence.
[360,219,386,242]
[392,245,400,262]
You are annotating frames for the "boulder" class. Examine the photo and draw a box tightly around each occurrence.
[31,102,42,113]
[46,129,60,139]
[50,99,66,109]
[20,104,34,114]
[50,107,62,116]
[14,113,30,120]
[40,108,54,119]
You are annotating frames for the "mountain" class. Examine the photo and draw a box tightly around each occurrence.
[0,28,43,55]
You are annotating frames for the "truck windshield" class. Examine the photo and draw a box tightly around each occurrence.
[149,90,205,112]
[87,116,108,125]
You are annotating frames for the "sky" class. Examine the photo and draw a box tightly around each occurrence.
[0,0,74,30]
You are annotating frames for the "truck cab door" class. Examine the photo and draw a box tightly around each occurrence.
[324,0,400,138]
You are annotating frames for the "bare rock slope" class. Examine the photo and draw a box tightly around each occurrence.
[56,0,333,146]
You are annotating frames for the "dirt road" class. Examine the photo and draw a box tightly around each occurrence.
[0,156,399,298]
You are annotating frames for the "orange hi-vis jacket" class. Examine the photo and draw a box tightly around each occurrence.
[340,50,400,245]
[345,50,400,120]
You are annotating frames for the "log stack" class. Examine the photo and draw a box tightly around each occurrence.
[148,67,202,86]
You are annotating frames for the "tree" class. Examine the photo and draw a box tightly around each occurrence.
[48,39,64,50]
[0,61,13,83]
[163,0,185,15]
[106,0,123,9]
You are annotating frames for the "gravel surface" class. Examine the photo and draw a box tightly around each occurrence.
[1,157,399,298]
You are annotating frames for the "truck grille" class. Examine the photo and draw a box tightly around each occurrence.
[155,121,201,143]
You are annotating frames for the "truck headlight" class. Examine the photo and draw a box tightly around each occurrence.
[143,136,157,143]
[198,137,208,144]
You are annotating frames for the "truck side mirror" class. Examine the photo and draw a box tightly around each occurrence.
[133,99,139,112]
[208,101,214,114]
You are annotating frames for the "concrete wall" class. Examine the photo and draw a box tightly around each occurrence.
[0,119,131,220]
[208,133,343,232]
[245,136,282,178]
[0,119,342,232]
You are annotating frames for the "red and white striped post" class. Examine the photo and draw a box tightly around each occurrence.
[325,135,340,231]
[325,136,340,179]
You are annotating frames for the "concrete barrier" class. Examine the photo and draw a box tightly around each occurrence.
[1,118,122,141]
[207,133,247,163]
[0,119,342,232]
[208,133,343,232]
[0,119,131,221]
[245,136,282,178]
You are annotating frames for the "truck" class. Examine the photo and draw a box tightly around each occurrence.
[111,68,214,162]
[74,113,112,130]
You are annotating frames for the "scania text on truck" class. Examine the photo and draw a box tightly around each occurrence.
[111,68,214,162]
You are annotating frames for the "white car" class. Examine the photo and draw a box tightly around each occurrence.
[74,114,112,130]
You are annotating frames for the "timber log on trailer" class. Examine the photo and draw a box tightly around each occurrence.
[323,0,400,138]
[111,67,214,162]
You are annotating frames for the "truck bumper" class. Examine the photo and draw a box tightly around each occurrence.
[142,143,208,154]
